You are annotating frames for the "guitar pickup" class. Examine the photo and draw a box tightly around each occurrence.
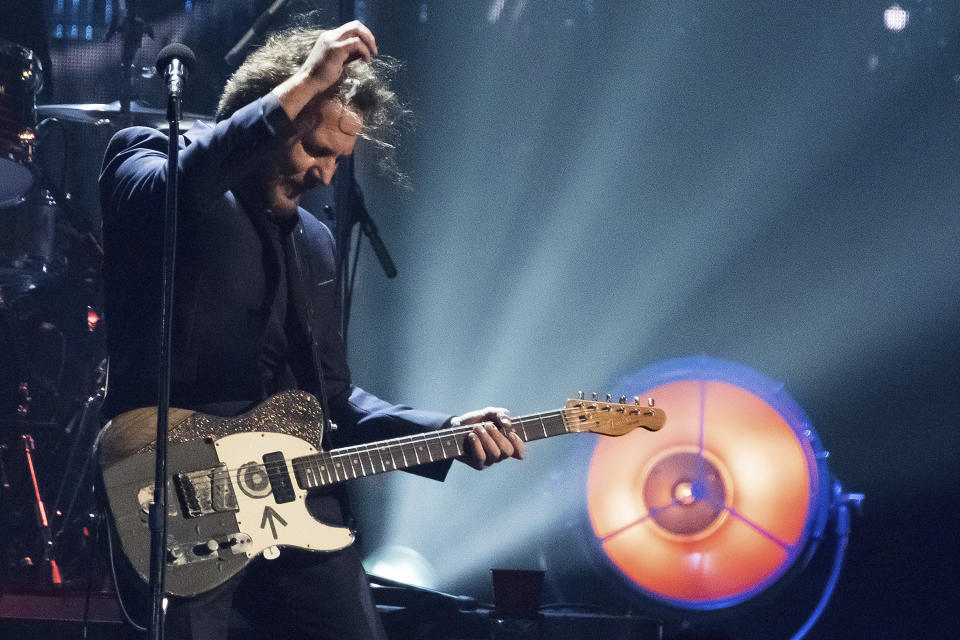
[262,451,296,504]
[175,463,239,518]
[167,532,252,566]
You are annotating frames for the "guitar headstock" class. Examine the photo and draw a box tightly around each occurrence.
[563,394,666,436]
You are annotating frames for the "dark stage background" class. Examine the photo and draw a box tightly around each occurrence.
[1,1,958,638]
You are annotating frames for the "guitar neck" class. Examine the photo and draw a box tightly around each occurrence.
[291,410,569,490]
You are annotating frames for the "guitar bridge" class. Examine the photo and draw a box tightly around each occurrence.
[175,463,239,518]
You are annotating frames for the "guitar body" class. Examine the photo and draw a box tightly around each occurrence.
[98,389,665,598]
[99,392,354,597]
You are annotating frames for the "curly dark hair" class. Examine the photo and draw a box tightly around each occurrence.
[216,26,408,181]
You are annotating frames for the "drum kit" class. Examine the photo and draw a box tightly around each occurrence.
[0,36,207,590]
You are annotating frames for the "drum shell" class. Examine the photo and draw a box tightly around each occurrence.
[0,40,42,206]
[0,190,70,281]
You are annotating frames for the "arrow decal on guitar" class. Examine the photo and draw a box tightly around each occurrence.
[260,506,288,540]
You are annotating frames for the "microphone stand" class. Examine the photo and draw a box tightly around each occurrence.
[105,0,153,126]
[224,0,291,66]
[332,159,354,337]
[333,158,397,342]
[148,60,185,640]
[351,179,397,280]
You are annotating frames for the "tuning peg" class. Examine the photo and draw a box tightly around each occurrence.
[633,396,640,405]
[578,391,584,400]
[606,394,612,402]
[647,397,655,407]
[619,395,627,404]
[592,392,598,401]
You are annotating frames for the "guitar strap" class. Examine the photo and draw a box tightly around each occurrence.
[284,224,336,434]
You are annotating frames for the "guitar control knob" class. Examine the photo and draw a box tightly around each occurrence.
[205,539,219,552]
[263,545,280,560]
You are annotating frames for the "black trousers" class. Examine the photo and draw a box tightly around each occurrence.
[118,547,388,640]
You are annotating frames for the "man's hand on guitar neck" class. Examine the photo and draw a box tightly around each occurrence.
[449,407,525,470]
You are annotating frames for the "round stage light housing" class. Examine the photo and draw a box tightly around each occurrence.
[587,357,831,610]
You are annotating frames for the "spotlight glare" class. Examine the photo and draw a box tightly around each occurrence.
[883,4,909,32]
[487,0,505,23]
[363,545,438,590]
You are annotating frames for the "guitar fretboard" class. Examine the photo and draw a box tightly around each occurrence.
[290,410,570,489]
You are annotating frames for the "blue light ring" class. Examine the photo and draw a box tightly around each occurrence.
[583,356,832,611]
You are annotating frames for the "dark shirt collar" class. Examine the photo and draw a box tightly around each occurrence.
[182,117,212,145]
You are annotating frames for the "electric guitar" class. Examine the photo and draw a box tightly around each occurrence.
[98,390,666,597]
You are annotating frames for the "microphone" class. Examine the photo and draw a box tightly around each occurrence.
[155,43,196,99]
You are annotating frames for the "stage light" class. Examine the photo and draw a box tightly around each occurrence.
[587,356,860,625]
[364,545,439,590]
[86,307,100,332]
[884,4,909,32]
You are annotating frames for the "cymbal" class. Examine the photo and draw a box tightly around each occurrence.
[36,101,213,129]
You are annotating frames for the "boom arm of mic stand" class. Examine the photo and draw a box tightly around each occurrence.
[225,0,291,66]
[352,183,397,279]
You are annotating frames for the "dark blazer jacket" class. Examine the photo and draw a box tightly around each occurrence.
[98,92,452,489]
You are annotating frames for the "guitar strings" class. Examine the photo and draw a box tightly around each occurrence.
[105,403,649,492]
[110,412,571,491]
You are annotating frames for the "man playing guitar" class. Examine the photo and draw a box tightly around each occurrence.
[99,21,523,639]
